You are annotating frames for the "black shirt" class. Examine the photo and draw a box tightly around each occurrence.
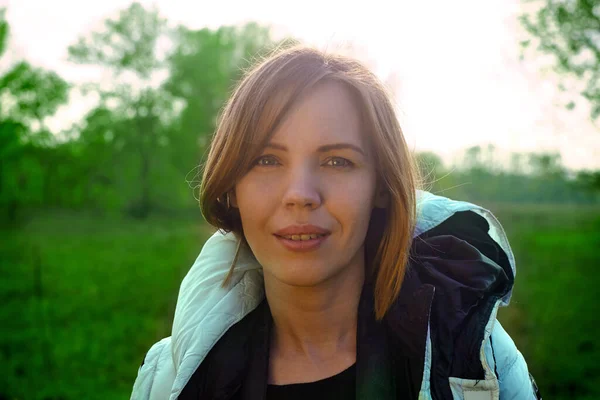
[266,363,356,400]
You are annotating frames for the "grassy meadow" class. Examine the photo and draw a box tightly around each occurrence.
[1,205,599,399]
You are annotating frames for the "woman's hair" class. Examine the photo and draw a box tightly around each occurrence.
[200,45,420,320]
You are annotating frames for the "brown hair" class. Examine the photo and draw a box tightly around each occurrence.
[200,45,419,320]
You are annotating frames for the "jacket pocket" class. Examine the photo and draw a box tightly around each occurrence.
[448,376,499,400]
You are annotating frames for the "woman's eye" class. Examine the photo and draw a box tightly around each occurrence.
[254,155,280,167]
[324,157,354,168]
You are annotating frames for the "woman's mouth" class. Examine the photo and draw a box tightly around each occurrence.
[274,233,330,251]
[279,233,327,241]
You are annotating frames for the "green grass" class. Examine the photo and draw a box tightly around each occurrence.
[0,212,211,400]
[0,205,598,399]
[494,204,600,400]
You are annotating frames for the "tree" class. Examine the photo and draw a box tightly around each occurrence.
[520,0,600,121]
[164,23,278,178]
[574,169,600,193]
[68,2,174,218]
[68,4,281,217]
[0,9,69,221]
[68,2,167,80]
[527,152,565,177]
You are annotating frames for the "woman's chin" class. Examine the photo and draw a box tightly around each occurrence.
[265,263,347,289]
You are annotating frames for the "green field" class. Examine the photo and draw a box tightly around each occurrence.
[1,205,599,399]
[493,204,600,400]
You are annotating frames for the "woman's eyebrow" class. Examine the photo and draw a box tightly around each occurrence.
[317,143,366,156]
[264,142,366,156]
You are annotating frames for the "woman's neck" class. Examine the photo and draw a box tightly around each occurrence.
[264,257,365,365]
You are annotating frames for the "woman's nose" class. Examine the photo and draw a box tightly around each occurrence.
[282,168,322,210]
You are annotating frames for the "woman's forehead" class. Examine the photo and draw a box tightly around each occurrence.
[267,81,369,152]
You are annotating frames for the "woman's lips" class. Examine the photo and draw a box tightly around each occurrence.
[274,233,329,252]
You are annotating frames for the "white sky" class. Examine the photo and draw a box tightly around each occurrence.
[2,0,599,170]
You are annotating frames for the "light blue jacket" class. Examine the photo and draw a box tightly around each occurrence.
[131,190,538,399]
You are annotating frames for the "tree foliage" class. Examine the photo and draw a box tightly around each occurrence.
[0,9,7,56]
[0,2,598,225]
[68,2,167,79]
[520,0,600,120]
[0,8,69,221]
[164,23,278,174]
[421,145,600,203]
[66,3,279,218]
[68,3,178,218]
[0,62,69,126]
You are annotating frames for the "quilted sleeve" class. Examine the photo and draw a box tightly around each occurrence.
[486,321,542,399]
[130,337,176,400]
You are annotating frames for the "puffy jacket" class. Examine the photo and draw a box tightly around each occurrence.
[131,190,541,399]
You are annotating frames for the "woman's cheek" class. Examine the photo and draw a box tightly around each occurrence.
[327,172,376,206]
[237,172,281,203]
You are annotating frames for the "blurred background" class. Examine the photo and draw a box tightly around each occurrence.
[0,0,598,399]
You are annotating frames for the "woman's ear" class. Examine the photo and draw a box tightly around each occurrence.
[373,184,389,209]
[229,190,238,208]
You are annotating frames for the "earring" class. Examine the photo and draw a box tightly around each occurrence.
[219,193,231,211]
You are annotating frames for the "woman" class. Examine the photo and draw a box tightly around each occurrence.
[131,46,541,399]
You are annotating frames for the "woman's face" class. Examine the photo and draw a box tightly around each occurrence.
[233,81,382,288]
